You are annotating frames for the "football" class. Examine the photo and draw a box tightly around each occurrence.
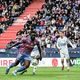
[31,59,38,66]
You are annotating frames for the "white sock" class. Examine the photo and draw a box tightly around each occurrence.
[67,62,70,70]
[33,66,37,73]
[67,66,70,70]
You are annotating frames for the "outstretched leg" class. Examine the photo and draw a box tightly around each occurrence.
[5,59,20,74]
[13,60,30,76]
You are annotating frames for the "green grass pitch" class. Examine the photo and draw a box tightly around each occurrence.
[0,67,80,80]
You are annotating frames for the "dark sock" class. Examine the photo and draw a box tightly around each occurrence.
[15,66,26,73]
[8,63,15,69]
[61,60,64,66]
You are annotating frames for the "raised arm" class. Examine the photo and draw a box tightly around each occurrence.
[67,38,76,49]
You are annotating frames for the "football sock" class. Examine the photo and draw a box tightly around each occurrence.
[15,66,26,73]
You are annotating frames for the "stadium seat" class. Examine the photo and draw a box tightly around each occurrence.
[0,1,43,49]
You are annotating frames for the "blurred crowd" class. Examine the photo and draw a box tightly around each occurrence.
[14,0,80,50]
[0,0,32,34]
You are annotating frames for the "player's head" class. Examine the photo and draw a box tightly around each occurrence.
[59,30,65,38]
[30,33,36,41]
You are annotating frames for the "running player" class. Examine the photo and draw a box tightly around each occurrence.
[57,31,76,71]
[5,33,42,76]
[20,45,41,75]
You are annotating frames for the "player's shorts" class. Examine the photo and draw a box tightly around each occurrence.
[60,49,69,59]
[16,52,31,62]
[60,53,69,59]
[31,50,40,59]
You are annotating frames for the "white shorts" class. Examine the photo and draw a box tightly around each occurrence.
[60,53,69,59]
[31,50,40,59]
[60,49,69,59]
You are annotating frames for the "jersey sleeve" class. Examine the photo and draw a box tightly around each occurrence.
[56,38,61,50]
[67,37,74,48]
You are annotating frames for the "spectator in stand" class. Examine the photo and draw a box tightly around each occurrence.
[0,0,32,34]
[0,23,3,34]
[23,0,80,47]
[4,0,80,53]
[51,30,59,48]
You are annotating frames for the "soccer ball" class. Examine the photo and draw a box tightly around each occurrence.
[31,59,38,66]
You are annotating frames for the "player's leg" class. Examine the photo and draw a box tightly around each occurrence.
[31,50,40,75]
[5,59,20,74]
[60,53,65,70]
[5,53,22,74]
[65,54,70,71]
[31,52,40,75]
[12,54,31,76]
[32,59,39,75]
[66,59,70,71]
[61,58,64,70]
[19,59,27,75]
[13,60,30,76]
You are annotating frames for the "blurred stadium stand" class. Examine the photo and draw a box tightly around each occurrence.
[0,0,43,48]
[0,0,80,58]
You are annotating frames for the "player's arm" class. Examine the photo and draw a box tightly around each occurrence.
[56,39,61,51]
[6,38,27,49]
[67,38,76,49]
[37,42,42,60]
[6,41,22,49]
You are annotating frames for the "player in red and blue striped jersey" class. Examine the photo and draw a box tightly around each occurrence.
[5,33,42,76]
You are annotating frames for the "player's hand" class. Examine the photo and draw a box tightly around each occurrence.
[6,46,11,50]
[58,48,61,53]
[72,46,76,49]
[5,48,9,51]
[72,44,77,49]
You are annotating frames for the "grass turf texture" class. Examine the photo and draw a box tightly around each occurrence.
[0,67,80,80]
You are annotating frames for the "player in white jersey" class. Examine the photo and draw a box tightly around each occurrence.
[31,45,40,75]
[57,31,76,71]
